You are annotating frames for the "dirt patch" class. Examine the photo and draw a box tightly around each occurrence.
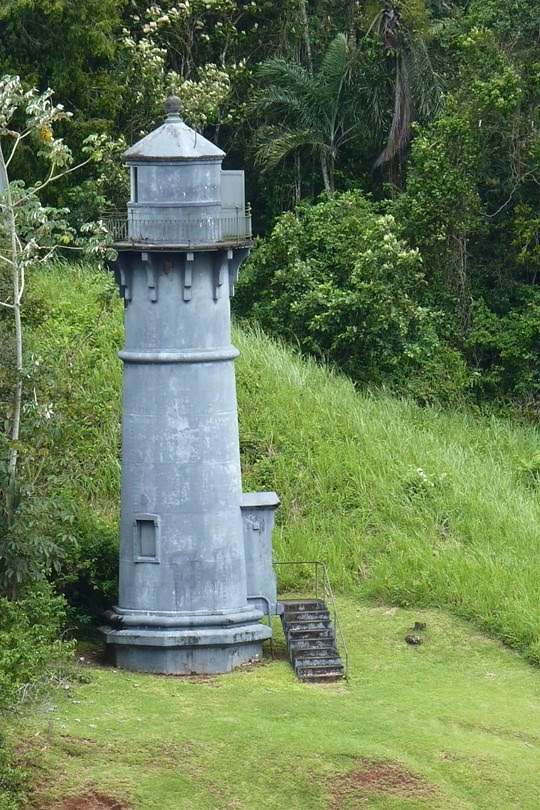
[76,646,108,668]
[235,657,274,672]
[52,791,130,810]
[56,735,97,759]
[328,758,438,808]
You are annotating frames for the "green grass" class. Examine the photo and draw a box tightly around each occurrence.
[26,262,540,663]
[24,261,123,514]
[233,327,540,663]
[18,600,540,809]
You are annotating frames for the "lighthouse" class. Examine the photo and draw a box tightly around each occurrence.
[101,96,278,674]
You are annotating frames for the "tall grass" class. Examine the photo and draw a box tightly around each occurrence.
[29,264,540,663]
[25,262,122,514]
[234,326,540,664]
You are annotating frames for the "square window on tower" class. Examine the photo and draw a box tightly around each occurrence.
[133,514,160,562]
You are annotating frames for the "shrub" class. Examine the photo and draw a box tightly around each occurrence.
[53,504,119,635]
[466,291,540,412]
[0,731,26,810]
[0,585,74,712]
[234,192,466,402]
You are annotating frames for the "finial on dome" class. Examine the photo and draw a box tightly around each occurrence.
[165,95,182,120]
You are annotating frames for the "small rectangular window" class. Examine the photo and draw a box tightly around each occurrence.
[133,514,160,562]
[131,167,138,202]
[139,520,155,557]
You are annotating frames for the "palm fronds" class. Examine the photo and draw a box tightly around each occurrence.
[407,32,443,121]
[250,34,361,197]
[253,126,328,171]
[367,1,442,170]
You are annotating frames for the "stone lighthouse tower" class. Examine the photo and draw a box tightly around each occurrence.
[101,97,278,674]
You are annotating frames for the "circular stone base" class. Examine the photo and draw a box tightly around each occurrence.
[112,640,265,674]
[100,622,272,675]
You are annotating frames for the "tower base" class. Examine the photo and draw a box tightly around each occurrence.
[100,621,272,675]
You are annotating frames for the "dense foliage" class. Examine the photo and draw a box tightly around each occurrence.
[235,8,538,407]
[234,191,467,402]
[1,264,122,621]
[0,0,537,409]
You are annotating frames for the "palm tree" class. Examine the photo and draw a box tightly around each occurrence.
[250,33,362,198]
[365,1,442,171]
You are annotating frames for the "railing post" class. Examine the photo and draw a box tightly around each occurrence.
[246,203,252,240]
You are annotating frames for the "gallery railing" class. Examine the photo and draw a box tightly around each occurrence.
[101,207,252,247]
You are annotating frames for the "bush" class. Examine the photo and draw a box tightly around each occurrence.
[0,731,26,810]
[234,192,466,402]
[53,504,119,635]
[0,585,74,712]
[466,292,540,412]
[0,263,122,625]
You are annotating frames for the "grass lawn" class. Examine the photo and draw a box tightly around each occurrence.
[19,598,540,810]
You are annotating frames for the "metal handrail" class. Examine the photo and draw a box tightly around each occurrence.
[100,207,252,247]
[274,560,349,681]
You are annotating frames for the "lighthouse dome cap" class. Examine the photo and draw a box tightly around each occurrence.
[123,95,225,162]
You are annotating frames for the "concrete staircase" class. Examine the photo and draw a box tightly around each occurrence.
[279,599,345,682]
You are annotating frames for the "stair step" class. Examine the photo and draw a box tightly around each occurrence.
[279,600,326,612]
[294,656,343,668]
[296,664,344,679]
[298,672,345,683]
[284,619,332,632]
[291,645,339,659]
[287,628,334,640]
[282,610,331,622]
[289,638,338,652]
[290,646,339,665]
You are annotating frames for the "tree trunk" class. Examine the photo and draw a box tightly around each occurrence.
[0,146,22,488]
[294,152,302,205]
[320,154,333,198]
[446,231,471,334]
[9,259,22,484]
[298,0,313,74]
[348,0,357,45]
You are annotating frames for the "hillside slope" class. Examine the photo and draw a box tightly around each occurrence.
[234,328,540,664]
[27,264,540,662]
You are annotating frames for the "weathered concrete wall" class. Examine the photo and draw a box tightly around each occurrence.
[242,492,280,616]
[102,248,271,673]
